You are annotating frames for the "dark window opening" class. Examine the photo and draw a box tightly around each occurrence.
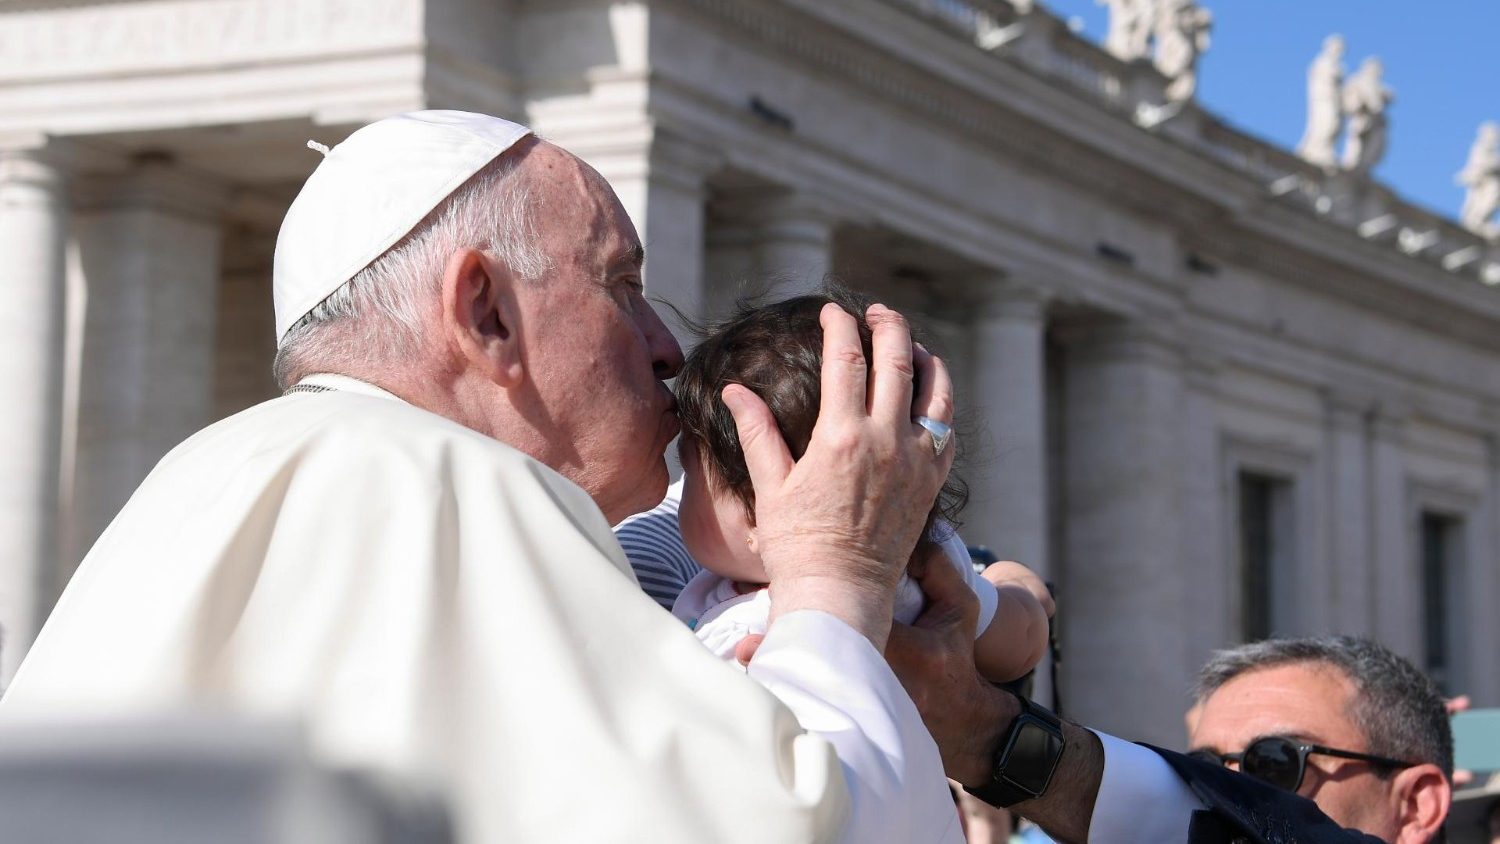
[1239,472,1293,642]
[1420,512,1464,692]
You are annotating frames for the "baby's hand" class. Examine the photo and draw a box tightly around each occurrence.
[980,561,1055,618]
[973,561,1052,683]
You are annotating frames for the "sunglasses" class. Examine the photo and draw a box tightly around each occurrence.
[1189,736,1417,793]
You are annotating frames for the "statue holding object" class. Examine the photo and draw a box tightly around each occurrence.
[1153,0,1212,102]
[1297,35,1345,169]
[1458,122,1500,236]
[1340,57,1393,175]
[1099,0,1155,61]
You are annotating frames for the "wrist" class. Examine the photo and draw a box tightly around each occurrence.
[768,573,897,650]
[965,689,1067,809]
[954,682,1022,786]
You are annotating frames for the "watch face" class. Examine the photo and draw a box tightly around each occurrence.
[1003,718,1065,793]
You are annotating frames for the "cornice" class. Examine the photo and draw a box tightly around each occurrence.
[657,0,1500,325]
[1187,209,1500,348]
[1187,313,1500,439]
[0,0,422,82]
[660,0,1244,232]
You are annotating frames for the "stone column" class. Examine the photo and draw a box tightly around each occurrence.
[967,282,1052,702]
[1177,351,1228,674]
[747,193,837,295]
[1473,432,1500,703]
[709,190,838,301]
[63,165,227,581]
[967,283,1049,568]
[1322,390,1374,635]
[1055,318,1188,746]
[703,224,759,316]
[1367,405,1419,660]
[0,138,71,686]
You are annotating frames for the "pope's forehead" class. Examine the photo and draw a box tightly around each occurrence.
[526,141,616,200]
[523,141,637,242]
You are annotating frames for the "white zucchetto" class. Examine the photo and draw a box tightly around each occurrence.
[272,110,532,342]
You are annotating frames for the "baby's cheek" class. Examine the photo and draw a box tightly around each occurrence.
[677,489,720,565]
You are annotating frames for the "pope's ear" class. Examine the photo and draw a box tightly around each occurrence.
[441,247,523,388]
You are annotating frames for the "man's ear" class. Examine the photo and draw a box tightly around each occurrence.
[441,247,523,387]
[1390,763,1451,844]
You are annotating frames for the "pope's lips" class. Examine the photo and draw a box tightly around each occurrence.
[663,397,681,439]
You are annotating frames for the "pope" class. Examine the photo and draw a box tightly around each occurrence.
[0,111,976,842]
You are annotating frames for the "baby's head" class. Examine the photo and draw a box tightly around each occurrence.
[674,288,964,583]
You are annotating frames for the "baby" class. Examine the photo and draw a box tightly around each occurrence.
[667,290,1050,682]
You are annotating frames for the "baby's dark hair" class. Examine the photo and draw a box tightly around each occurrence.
[674,286,966,544]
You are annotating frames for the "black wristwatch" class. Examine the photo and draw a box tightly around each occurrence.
[964,690,1066,808]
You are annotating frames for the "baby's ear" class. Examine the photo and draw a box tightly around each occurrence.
[745,527,760,554]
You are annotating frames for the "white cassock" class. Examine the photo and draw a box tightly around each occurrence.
[0,374,963,843]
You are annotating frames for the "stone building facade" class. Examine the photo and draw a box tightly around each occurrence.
[2,0,1497,747]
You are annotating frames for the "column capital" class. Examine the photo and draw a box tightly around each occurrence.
[1182,346,1224,393]
[0,131,78,160]
[1480,427,1500,472]
[971,279,1050,322]
[649,130,723,181]
[1053,314,1184,368]
[712,186,843,229]
[554,123,722,198]
[73,160,230,219]
[0,134,79,191]
[711,187,843,259]
[1321,386,1374,429]
[1369,398,1412,441]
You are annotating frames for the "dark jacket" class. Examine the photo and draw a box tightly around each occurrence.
[1148,746,1387,844]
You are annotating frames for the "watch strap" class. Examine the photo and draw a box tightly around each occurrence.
[964,691,1066,808]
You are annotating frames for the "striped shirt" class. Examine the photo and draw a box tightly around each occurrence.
[615,479,703,610]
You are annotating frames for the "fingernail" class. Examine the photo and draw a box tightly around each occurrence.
[720,385,746,412]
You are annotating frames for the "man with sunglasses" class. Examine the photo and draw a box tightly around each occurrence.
[1187,636,1453,843]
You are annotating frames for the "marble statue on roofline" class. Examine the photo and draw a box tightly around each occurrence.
[1153,0,1211,102]
[1340,57,1393,175]
[1297,35,1346,169]
[1099,0,1155,61]
[1458,122,1500,237]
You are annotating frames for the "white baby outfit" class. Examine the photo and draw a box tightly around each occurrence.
[672,524,1000,660]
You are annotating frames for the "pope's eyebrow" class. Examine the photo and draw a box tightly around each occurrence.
[619,243,645,270]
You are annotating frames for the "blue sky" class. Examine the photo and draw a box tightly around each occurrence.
[1041,0,1500,218]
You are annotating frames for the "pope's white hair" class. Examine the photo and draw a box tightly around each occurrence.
[273,148,550,388]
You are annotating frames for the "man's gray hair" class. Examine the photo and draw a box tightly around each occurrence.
[1194,636,1453,777]
[273,148,550,388]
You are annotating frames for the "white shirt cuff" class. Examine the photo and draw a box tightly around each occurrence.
[1088,731,1204,844]
[749,610,963,844]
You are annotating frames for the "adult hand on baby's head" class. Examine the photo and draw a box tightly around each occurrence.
[721,302,956,651]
